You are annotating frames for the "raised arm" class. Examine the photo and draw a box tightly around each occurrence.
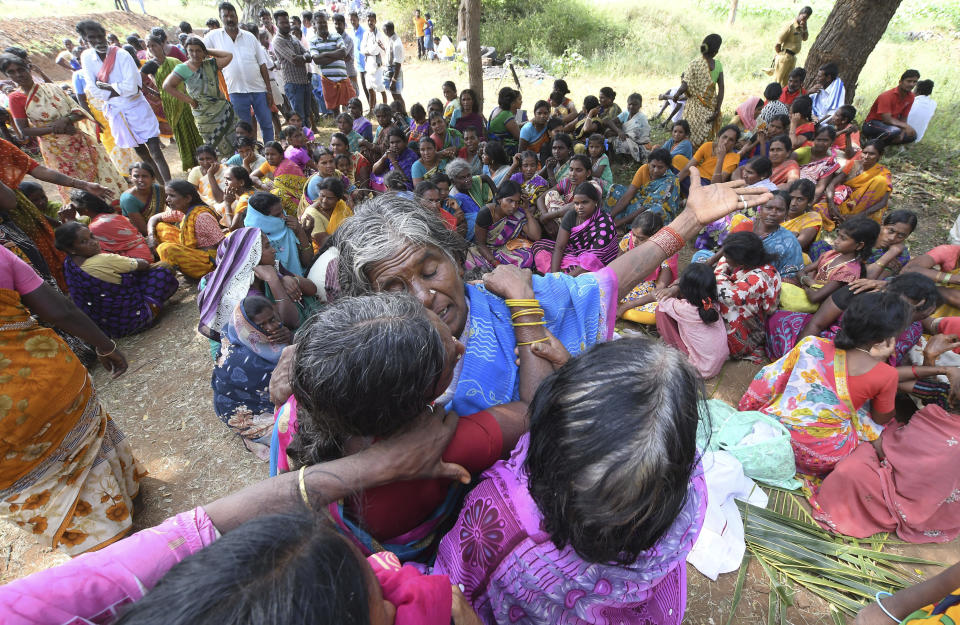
[607,170,772,299]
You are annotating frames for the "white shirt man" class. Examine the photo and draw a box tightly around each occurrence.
[79,47,158,148]
[906,93,936,143]
[203,28,268,95]
[359,15,388,96]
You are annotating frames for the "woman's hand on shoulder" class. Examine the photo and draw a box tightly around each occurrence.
[482,264,535,300]
[365,405,470,484]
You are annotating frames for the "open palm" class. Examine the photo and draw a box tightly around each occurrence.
[685,167,774,226]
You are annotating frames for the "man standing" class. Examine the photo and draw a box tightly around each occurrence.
[56,39,81,71]
[350,11,367,111]
[862,69,919,145]
[383,21,405,109]
[413,9,426,60]
[333,14,361,99]
[204,2,276,142]
[311,15,356,116]
[272,10,312,123]
[766,7,811,87]
[259,9,277,38]
[360,12,388,109]
[76,19,170,182]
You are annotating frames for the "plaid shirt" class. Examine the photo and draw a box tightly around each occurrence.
[271,32,310,85]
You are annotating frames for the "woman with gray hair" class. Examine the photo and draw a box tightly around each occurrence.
[325,174,771,417]
[433,337,707,624]
[271,291,566,561]
[446,157,496,241]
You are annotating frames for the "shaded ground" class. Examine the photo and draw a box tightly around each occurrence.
[1,16,959,623]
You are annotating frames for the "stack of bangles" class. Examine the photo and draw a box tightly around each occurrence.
[505,298,549,347]
[648,226,686,257]
[936,271,953,286]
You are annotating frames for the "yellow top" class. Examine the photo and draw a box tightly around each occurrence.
[777,20,806,55]
[81,253,139,285]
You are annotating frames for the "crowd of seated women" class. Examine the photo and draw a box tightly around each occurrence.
[1,32,958,625]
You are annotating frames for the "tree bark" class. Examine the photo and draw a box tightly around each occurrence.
[802,0,903,103]
[465,0,483,112]
[728,0,739,25]
[457,0,467,46]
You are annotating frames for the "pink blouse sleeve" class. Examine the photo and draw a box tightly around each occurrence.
[0,245,44,294]
[0,507,219,625]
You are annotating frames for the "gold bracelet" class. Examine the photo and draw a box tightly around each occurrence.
[516,336,549,346]
[504,298,540,308]
[298,465,310,508]
[510,308,544,320]
[512,321,546,327]
[936,271,945,284]
[96,340,117,358]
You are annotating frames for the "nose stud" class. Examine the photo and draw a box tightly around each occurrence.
[429,289,437,295]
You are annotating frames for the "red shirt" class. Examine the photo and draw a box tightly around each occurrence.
[847,361,898,413]
[353,410,503,539]
[865,87,915,123]
[779,88,807,108]
[937,317,960,354]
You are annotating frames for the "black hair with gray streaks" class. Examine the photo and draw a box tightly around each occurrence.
[290,292,446,466]
[526,337,704,564]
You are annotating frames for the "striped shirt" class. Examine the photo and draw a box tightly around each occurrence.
[310,33,348,81]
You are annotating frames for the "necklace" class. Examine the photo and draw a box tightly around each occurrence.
[854,347,876,358]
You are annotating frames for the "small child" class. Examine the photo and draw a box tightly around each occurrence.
[282,125,316,173]
[432,172,462,222]
[457,126,482,174]
[655,262,729,379]
[549,90,571,120]
[225,136,267,172]
[617,211,679,324]
[54,221,178,337]
[286,111,315,143]
[782,216,879,312]
[234,120,264,153]
[407,102,430,144]
[508,150,549,213]
[335,153,354,185]
[586,133,613,191]
[19,181,61,220]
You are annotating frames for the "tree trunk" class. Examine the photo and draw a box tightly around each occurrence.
[457,0,467,46]
[728,0,739,24]
[802,0,903,103]
[465,0,483,112]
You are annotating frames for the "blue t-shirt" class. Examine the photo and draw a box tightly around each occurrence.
[519,121,546,143]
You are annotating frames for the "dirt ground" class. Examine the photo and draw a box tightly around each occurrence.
[1,12,959,624]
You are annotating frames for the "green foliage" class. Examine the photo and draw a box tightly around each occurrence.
[549,48,586,80]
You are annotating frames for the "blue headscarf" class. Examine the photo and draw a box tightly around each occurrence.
[244,204,304,276]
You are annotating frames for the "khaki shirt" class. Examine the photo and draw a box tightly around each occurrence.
[777,21,806,55]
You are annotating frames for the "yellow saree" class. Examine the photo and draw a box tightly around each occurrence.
[0,288,144,554]
[156,205,220,279]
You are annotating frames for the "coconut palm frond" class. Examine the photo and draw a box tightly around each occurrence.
[735,500,945,618]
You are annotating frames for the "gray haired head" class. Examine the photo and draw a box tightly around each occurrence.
[444,158,472,181]
[336,193,468,296]
[526,337,705,564]
[290,292,446,466]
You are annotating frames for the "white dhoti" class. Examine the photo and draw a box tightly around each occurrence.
[102,95,160,148]
[366,67,385,93]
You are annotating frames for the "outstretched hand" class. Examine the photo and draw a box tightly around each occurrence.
[685,170,773,227]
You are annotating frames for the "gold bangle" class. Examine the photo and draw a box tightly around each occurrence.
[512,321,547,327]
[516,336,549,346]
[298,466,310,508]
[936,272,944,284]
[504,298,540,308]
[510,308,544,320]
[96,340,117,358]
